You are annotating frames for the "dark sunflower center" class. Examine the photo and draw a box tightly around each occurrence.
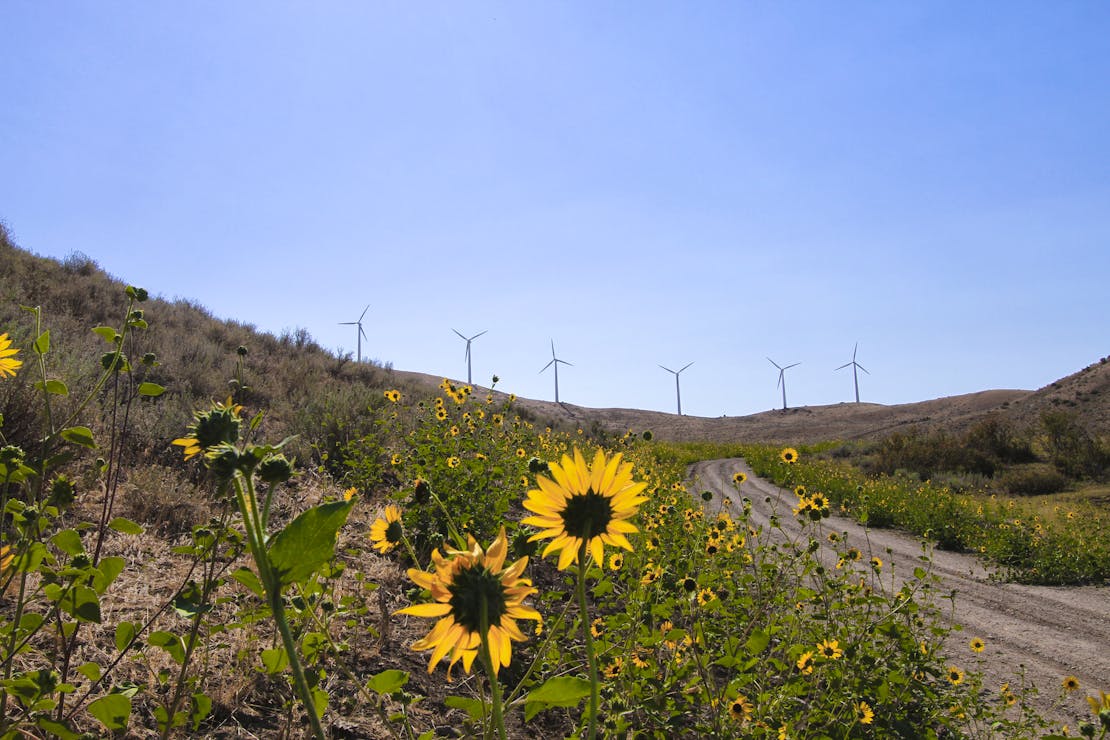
[385,521,403,544]
[559,489,614,540]
[448,565,508,633]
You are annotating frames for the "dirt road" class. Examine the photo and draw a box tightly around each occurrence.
[689,458,1110,729]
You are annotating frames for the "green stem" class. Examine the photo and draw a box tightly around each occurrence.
[478,599,506,740]
[576,539,599,740]
[234,474,325,740]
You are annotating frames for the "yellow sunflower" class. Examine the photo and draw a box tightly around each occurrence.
[728,694,753,722]
[796,651,814,675]
[732,472,747,485]
[780,448,799,464]
[947,666,964,685]
[817,639,842,660]
[369,505,404,554]
[0,333,22,378]
[397,528,540,676]
[969,637,985,653]
[384,389,401,402]
[857,701,874,725]
[1062,675,1080,692]
[522,448,647,571]
[0,544,14,579]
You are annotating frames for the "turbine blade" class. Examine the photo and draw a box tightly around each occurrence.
[679,361,694,373]
[659,365,675,374]
[784,363,800,370]
[835,362,851,371]
[852,342,859,361]
[858,364,870,375]
[339,321,356,325]
[540,359,554,373]
[359,326,368,340]
[767,357,782,370]
[358,305,370,322]
[472,330,488,340]
[453,329,466,340]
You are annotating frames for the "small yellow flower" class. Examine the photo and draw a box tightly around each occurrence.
[796,651,814,675]
[947,666,964,685]
[343,487,357,501]
[369,505,404,554]
[1062,675,1080,692]
[728,694,753,722]
[603,656,623,678]
[696,587,716,606]
[384,389,401,402]
[391,453,403,466]
[870,556,882,570]
[969,637,985,653]
[817,639,842,660]
[608,552,624,571]
[0,333,23,378]
[590,617,604,639]
[732,472,747,485]
[515,448,527,458]
[446,456,461,468]
[857,700,874,725]
[780,448,799,464]
[449,425,460,437]
[0,544,14,579]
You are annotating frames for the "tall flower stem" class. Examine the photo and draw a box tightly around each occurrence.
[234,473,326,740]
[478,599,507,740]
[576,537,599,740]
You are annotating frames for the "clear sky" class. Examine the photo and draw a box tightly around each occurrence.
[3,3,1108,417]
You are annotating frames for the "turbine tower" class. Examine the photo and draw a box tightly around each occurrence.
[339,305,369,364]
[539,340,572,403]
[452,329,487,385]
[835,342,870,403]
[659,362,694,416]
[767,357,800,411]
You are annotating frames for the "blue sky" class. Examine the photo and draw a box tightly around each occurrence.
[3,3,1108,416]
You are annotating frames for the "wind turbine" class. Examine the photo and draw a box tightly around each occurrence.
[452,329,487,385]
[659,362,694,416]
[767,357,800,411]
[539,340,572,403]
[836,342,870,403]
[339,305,369,363]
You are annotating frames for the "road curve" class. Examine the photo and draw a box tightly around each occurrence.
[689,458,1110,729]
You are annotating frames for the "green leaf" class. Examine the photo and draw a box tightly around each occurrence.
[92,556,126,594]
[138,382,165,397]
[108,517,143,535]
[60,426,96,449]
[365,669,409,695]
[35,717,82,740]
[52,529,85,557]
[66,586,102,623]
[231,567,264,597]
[260,647,288,674]
[115,621,138,653]
[301,632,328,663]
[914,566,928,580]
[88,693,131,731]
[311,687,329,715]
[524,676,592,721]
[92,326,120,343]
[445,695,486,720]
[148,631,185,665]
[33,330,50,355]
[267,499,354,589]
[191,692,212,730]
[34,379,69,396]
[78,662,102,682]
[745,629,770,655]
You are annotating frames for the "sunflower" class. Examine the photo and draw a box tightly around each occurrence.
[397,527,539,676]
[0,333,22,378]
[384,389,401,402]
[370,505,404,554]
[817,639,842,660]
[696,587,716,606]
[780,448,799,464]
[1062,675,1080,692]
[969,637,985,653]
[857,701,874,725]
[796,651,814,675]
[0,545,13,579]
[947,666,964,685]
[732,472,747,485]
[870,556,883,570]
[603,656,623,679]
[522,448,646,570]
[446,456,461,469]
[172,398,243,460]
[728,694,753,722]
[607,552,624,571]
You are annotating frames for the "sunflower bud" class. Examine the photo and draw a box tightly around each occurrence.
[257,454,293,485]
[49,475,76,507]
[205,444,240,479]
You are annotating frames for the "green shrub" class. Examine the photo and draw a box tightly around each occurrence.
[997,464,1069,496]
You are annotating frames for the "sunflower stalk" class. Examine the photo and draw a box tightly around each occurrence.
[576,534,600,740]
[478,598,507,740]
